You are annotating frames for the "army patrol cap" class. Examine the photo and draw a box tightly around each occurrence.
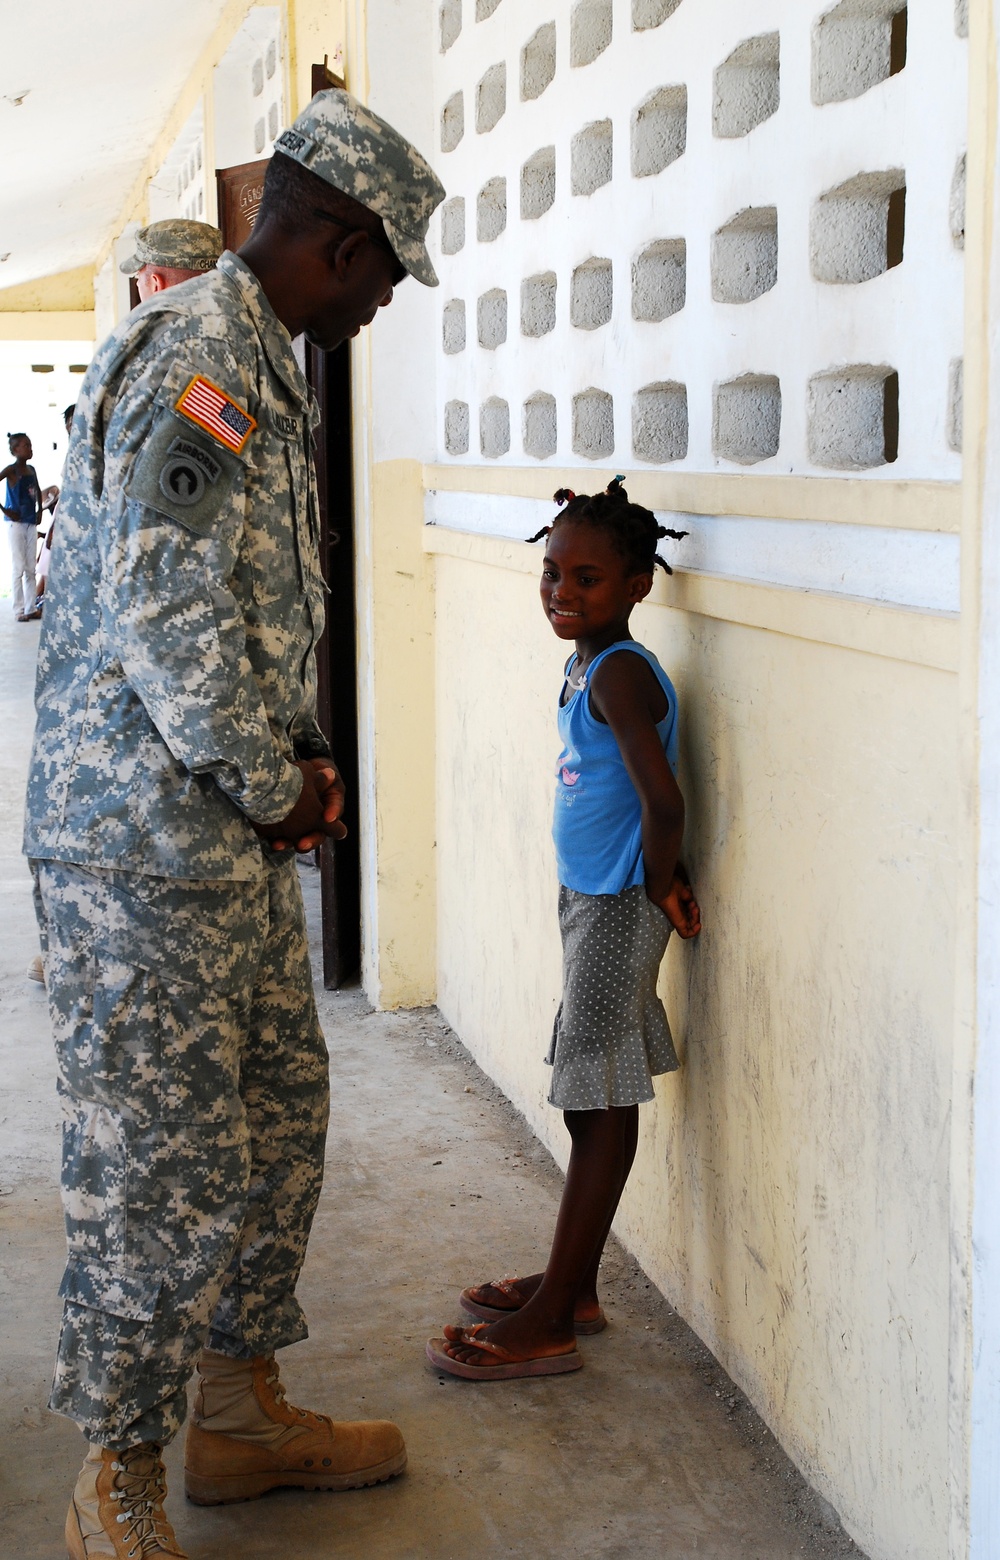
[274,89,445,287]
[120,220,224,276]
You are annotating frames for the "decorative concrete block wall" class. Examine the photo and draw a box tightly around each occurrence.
[477,176,507,241]
[432,0,966,477]
[714,32,780,138]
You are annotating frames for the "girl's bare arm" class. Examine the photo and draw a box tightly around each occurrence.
[589,653,685,905]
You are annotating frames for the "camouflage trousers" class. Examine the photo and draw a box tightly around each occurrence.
[31,855,330,1450]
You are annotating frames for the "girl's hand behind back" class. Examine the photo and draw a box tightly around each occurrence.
[660,872,701,939]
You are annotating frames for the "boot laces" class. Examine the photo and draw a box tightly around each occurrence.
[265,1368,332,1430]
[109,1446,176,1557]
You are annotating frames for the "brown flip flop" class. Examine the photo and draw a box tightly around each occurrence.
[460,1279,608,1336]
[425,1324,583,1381]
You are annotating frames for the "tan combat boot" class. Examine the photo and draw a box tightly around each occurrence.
[183,1351,406,1505]
[65,1443,187,1559]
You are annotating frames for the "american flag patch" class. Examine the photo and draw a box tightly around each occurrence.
[175,375,256,454]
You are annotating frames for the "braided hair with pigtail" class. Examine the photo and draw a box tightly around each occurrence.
[526,477,688,574]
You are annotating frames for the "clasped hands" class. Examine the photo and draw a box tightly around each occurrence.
[253,758,348,853]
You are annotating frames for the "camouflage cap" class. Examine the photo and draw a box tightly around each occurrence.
[274,89,446,287]
[119,220,224,276]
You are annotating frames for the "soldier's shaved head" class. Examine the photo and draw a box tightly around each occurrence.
[257,151,384,237]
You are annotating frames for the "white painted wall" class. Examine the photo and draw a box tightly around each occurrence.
[352,2,976,1556]
[431,0,967,486]
[213,6,286,171]
[93,256,116,346]
[148,102,208,223]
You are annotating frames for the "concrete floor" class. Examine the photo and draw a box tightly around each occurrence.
[0,609,868,1560]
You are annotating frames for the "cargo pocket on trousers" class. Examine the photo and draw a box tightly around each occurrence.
[53,1256,163,1441]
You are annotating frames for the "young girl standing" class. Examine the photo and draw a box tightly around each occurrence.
[426,480,700,1380]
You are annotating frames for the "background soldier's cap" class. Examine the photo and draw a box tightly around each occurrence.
[274,89,446,287]
[119,220,224,276]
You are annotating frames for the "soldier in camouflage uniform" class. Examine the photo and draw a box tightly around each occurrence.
[24,90,444,1560]
[119,219,224,301]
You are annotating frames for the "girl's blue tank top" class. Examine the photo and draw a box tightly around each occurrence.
[552,640,678,897]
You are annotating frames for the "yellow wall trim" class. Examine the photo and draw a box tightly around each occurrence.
[423,523,960,673]
[0,267,95,315]
[0,312,95,342]
[423,463,962,534]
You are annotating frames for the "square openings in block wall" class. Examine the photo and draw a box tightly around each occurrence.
[811,171,905,283]
[441,197,466,255]
[948,360,964,453]
[440,0,461,52]
[522,147,557,217]
[812,1,907,106]
[522,23,556,101]
[572,122,612,196]
[571,0,612,67]
[632,240,686,321]
[633,383,688,463]
[632,0,683,29]
[477,178,507,241]
[632,87,687,178]
[522,272,557,337]
[714,375,782,464]
[712,208,778,303]
[524,392,558,458]
[807,366,899,468]
[443,299,466,355]
[445,400,470,455]
[477,63,506,133]
[481,397,510,457]
[478,289,508,348]
[714,34,780,139]
[441,92,464,152]
[571,259,613,330]
[573,389,615,459]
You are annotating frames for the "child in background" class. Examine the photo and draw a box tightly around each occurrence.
[1,432,42,621]
[427,480,700,1380]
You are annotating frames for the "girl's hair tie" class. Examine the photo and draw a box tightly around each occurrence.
[553,488,576,506]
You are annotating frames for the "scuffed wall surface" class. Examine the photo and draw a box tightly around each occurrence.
[434,549,957,1560]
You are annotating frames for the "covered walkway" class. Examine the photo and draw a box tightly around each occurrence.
[0,611,862,1558]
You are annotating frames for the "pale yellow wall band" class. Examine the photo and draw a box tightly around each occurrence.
[423,523,960,674]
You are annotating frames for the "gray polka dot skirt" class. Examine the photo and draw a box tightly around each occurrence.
[545,883,680,1110]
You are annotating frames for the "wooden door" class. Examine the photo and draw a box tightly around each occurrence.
[215,160,269,251]
[308,337,361,988]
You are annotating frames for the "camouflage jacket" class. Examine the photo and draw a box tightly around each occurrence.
[23,251,331,881]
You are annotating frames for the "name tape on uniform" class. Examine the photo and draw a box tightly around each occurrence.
[275,129,317,161]
[175,375,256,455]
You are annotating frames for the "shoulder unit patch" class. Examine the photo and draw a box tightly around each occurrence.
[175,374,256,454]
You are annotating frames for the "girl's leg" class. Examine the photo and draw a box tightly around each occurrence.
[444,1105,638,1363]
[576,1103,638,1310]
[471,1105,638,1323]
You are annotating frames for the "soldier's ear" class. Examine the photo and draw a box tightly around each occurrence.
[327,228,370,278]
